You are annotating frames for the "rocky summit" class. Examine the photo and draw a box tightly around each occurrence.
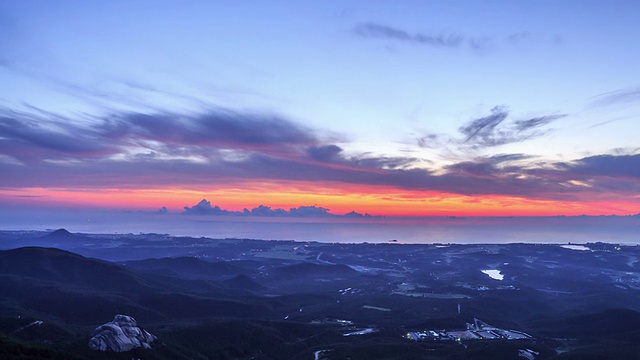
[88,315,156,352]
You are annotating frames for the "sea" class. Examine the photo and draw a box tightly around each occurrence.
[1,209,638,244]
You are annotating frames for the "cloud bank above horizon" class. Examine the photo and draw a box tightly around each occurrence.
[181,199,379,218]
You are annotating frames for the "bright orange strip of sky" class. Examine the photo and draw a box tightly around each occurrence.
[1,181,638,216]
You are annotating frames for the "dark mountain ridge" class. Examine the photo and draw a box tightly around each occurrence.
[2,235,640,359]
[0,247,151,292]
[122,256,250,279]
[0,247,277,325]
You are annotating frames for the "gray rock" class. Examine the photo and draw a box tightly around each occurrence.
[88,315,157,352]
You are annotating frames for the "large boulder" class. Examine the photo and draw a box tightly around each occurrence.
[88,315,156,352]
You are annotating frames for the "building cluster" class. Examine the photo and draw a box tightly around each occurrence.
[406,318,532,342]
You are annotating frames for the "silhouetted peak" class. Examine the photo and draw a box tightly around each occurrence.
[43,229,76,239]
[44,228,75,239]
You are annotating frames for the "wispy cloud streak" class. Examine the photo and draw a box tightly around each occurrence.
[413,106,565,151]
[354,23,467,48]
[0,107,317,163]
[0,107,637,204]
[354,23,558,53]
[458,106,564,148]
[590,87,640,107]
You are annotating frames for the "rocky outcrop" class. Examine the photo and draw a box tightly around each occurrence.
[88,315,156,352]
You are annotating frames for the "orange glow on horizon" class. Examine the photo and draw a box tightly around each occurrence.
[1,182,638,217]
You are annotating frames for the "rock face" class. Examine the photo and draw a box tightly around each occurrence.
[88,315,156,352]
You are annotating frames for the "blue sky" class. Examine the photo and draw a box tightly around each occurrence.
[1,0,639,218]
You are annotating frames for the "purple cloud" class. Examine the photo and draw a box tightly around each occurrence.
[561,154,640,178]
[0,107,637,204]
[307,145,343,162]
[108,110,316,149]
[0,113,113,162]
[0,107,318,164]
[183,199,230,215]
[181,200,375,218]
[246,205,288,217]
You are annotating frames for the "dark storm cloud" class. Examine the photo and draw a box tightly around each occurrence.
[458,106,564,148]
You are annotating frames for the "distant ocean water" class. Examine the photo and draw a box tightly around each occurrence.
[2,209,638,244]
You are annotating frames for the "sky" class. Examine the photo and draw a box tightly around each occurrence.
[1,0,640,223]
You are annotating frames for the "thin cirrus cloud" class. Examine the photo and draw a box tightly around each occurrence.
[0,107,638,203]
[459,106,565,148]
[353,22,469,49]
[444,153,533,178]
[589,87,640,107]
[353,23,553,52]
[417,106,565,150]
